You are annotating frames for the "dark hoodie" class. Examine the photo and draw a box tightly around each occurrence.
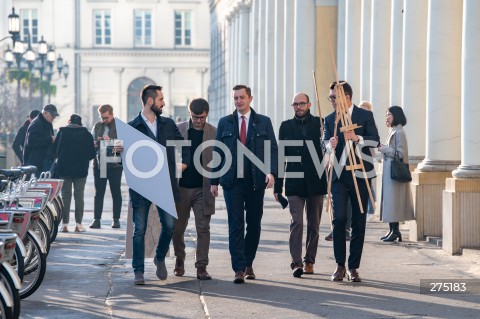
[53,124,95,178]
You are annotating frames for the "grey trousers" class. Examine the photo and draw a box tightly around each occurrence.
[61,176,88,224]
[172,186,212,268]
[288,195,324,266]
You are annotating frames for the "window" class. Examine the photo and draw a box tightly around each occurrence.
[134,10,152,46]
[174,11,191,46]
[94,10,111,46]
[20,9,38,43]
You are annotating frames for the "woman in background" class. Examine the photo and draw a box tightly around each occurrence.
[54,114,95,232]
[378,106,414,242]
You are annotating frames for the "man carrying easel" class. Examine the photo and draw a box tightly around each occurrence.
[324,81,379,282]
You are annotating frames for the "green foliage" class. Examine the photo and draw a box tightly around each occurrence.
[7,70,29,82]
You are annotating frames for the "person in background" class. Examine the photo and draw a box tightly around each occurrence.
[23,104,59,177]
[90,104,123,229]
[274,92,327,278]
[13,110,40,163]
[172,98,217,280]
[378,106,414,242]
[54,114,95,232]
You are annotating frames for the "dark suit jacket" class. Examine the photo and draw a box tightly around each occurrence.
[128,113,190,203]
[274,112,328,197]
[323,105,379,181]
[210,108,278,191]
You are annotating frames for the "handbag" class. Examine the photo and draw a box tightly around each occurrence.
[390,150,412,182]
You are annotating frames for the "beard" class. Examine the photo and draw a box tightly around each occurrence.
[151,104,162,116]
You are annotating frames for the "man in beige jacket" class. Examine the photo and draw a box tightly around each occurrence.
[172,98,217,280]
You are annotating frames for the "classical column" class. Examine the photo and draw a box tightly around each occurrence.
[389,0,403,106]
[114,67,125,120]
[265,0,275,124]
[274,0,285,126]
[370,0,391,141]
[443,0,480,255]
[344,0,362,103]
[238,5,250,85]
[256,0,266,114]
[283,0,294,121]
[360,0,372,102]
[336,0,346,80]
[410,0,462,242]
[249,0,259,100]
[402,0,428,162]
[197,68,208,98]
[163,68,174,116]
[293,0,315,95]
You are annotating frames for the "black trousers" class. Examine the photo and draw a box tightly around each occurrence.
[93,166,123,220]
[223,179,265,273]
[331,173,369,269]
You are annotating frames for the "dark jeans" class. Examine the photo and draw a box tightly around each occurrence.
[331,174,369,269]
[223,179,265,272]
[131,196,175,274]
[93,166,123,220]
[61,176,87,224]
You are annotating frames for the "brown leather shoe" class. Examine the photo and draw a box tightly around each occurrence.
[196,267,212,280]
[303,262,314,274]
[331,266,346,282]
[347,268,361,282]
[134,272,145,285]
[174,259,185,277]
[245,266,256,280]
[234,271,245,284]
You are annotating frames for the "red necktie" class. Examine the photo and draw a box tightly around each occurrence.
[240,116,247,145]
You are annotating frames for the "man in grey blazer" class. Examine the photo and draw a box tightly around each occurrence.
[172,98,217,280]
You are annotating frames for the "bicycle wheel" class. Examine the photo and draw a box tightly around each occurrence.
[42,204,58,244]
[20,232,47,299]
[0,265,20,319]
[0,286,13,319]
[11,245,24,282]
[35,218,51,256]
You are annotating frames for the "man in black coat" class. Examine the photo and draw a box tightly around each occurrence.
[274,92,327,278]
[324,81,379,282]
[210,84,278,284]
[12,110,40,163]
[23,104,59,177]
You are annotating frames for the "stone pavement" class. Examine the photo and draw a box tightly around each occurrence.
[20,173,480,318]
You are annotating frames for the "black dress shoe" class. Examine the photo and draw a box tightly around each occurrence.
[380,230,392,240]
[331,266,346,282]
[347,269,361,282]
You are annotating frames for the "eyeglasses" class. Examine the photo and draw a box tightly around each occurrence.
[191,114,207,120]
[327,95,336,102]
[291,102,308,107]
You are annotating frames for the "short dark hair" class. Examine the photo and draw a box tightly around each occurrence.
[388,105,407,126]
[69,114,83,126]
[232,84,252,97]
[141,85,163,105]
[329,80,353,99]
[98,104,113,114]
[189,98,209,114]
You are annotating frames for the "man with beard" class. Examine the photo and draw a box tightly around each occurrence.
[127,84,189,285]
[274,92,327,278]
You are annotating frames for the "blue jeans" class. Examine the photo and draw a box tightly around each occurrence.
[131,196,175,273]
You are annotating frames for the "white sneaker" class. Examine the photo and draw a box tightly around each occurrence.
[75,224,86,232]
[61,225,69,232]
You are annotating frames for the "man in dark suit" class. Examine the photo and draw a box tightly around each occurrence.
[274,92,327,278]
[210,84,278,284]
[323,81,379,282]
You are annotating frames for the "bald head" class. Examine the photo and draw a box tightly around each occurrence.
[291,92,311,118]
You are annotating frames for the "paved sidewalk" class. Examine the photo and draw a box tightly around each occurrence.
[20,174,480,318]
